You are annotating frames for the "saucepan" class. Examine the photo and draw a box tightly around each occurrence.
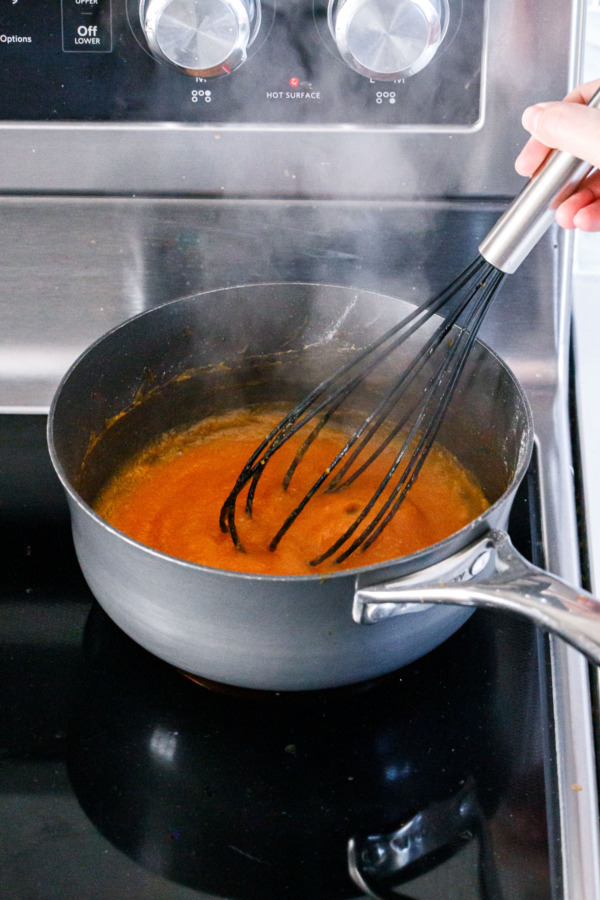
[48,282,600,691]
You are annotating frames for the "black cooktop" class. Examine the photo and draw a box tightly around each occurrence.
[0,415,558,899]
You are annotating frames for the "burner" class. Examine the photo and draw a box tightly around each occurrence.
[178,661,409,696]
[62,593,527,899]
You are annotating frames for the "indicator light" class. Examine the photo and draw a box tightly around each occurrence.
[289,77,300,86]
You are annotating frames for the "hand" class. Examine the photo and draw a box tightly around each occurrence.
[514,78,600,231]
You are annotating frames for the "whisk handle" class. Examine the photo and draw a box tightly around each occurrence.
[479,86,600,274]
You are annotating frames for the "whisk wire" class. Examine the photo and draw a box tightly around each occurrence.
[327,267,505,565]
[325,259,493,492]
[308,266,504,566]
[267,261,496,554]
[278,257,489,494]
[220,257,503,565]
[241,259,487,522]
[220,258,487,529]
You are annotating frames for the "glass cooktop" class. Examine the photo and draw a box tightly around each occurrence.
[0,414,558,899]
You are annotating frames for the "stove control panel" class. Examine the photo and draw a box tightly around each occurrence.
[0,0,485,127]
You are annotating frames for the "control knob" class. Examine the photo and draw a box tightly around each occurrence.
[140,0,261,78]
[328,0,449,81]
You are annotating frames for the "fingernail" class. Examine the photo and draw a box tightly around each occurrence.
[572,210,583,230]
[522,102,552,133]
[514,148,526,173]
[521,105,542,132]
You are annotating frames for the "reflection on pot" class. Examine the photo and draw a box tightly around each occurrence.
[67,603,509,900]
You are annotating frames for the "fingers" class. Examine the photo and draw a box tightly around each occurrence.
[561,78,600,106]
[519,101,600,170]
[555,187,595,229]
[513,79,600,231]
[515,78,600,175]
[514,135,551,177]
[553,171,600,231]
[572,199,600,232]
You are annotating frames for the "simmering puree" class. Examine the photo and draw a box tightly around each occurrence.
[94,407,489,575]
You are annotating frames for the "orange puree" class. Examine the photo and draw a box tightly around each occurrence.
[94,407,489,575]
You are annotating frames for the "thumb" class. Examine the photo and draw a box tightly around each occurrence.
[522,101,600,170]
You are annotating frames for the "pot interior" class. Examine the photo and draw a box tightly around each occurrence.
[50,283,532,536]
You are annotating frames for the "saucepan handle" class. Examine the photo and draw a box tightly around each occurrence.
[353,529,600,665]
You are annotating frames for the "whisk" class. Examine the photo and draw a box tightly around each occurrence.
[220,88,600,567]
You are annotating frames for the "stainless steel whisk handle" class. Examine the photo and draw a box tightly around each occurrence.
[479,86,600,274]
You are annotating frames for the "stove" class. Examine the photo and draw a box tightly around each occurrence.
[0,199,598,899]
[1,0,599,896]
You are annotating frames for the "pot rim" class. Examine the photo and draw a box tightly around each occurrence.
[47,281,535,585]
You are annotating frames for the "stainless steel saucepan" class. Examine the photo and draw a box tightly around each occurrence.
[48,282,600,691]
